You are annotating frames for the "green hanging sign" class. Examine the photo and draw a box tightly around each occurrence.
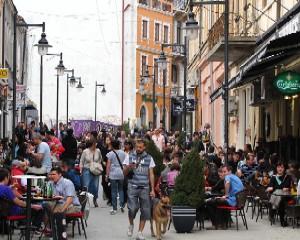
[273,71,300,95]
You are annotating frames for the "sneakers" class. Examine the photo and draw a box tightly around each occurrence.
[120,207,125,213]
[127,224,134,237]
[110,209,117,215]
[136,231,145,240]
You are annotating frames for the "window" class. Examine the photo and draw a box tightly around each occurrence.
[163,25,169,43]
[140,106,147,127]
[172,65,178,84]
[142,20,148,39]
[155,23,160,42]
[141,55,147,76]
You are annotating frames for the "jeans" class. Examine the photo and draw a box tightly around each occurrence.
[82,168,100,199]
[110,179,124,210]
[127,184,151,220]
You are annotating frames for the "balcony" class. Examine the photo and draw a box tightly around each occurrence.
[174,0,188,11]
[139,0,149,6]
[207,14,257,62]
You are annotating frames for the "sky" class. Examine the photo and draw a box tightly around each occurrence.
[13,0,123,125]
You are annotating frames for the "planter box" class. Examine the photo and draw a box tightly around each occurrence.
[172,206,196,233]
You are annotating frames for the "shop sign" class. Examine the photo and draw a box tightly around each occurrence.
[0,68,8,79]
[273,71,300,95]
[173,101,182,113]
[186,99,196,112]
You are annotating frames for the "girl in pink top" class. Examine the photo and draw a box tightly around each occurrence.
[167,163,181,187]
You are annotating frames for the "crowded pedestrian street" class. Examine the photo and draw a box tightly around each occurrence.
[1,0,300,240]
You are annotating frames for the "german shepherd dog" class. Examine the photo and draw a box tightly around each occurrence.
[150,195,171,240]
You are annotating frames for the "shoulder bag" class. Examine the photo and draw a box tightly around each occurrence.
[89,150,103,176]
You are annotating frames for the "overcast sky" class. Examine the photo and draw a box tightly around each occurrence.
[14,0,122,125]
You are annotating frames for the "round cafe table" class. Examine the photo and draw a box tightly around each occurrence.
[12,175,46,240]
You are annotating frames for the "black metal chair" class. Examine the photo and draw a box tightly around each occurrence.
[217,190,248,231]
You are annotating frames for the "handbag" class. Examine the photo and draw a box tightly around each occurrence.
[89,151,103,176]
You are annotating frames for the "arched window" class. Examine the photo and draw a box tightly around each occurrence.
[140,106,147,127]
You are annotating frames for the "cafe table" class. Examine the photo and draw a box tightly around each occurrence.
[12,175,46,240]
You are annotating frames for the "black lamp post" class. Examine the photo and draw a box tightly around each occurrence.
[187,0,229,162]
[95,82,106,125]
[65,70,82,126]
[140,62,158,129]
[157,39,187,133]
[33,28,52,130]
[12,16,51,158]
[44,53,65,137]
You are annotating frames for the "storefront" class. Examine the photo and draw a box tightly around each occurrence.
[227,3,300,163]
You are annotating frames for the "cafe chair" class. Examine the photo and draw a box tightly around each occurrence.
[66,192,88,239]
[255,186,270,222]
[217,191,248,231]
[286,203,300,228]
[0,198,27,240]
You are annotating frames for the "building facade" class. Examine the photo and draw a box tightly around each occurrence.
[1,0,33,138]
[123,0,137,125]
[135,0,174,130]
[184,0,300,162]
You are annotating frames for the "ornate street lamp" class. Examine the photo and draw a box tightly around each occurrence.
[34,32,52,56]
[184,5,199,41]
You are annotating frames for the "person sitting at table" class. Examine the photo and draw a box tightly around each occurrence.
[237,153,258,183]
[0,168,43,229]
[206,165,244,229]
[61,159,82,192]
[44,166,81,239]
[205,167,225,195]
[267,162,292,227]
[26,133,52,175]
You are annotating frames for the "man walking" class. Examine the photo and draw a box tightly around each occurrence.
[123,139,155,240]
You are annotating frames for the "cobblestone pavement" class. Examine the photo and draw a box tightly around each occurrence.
[73,202,299,240]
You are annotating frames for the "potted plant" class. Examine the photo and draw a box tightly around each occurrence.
[171,149,205,233]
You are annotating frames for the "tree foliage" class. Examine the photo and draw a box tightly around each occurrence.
[145,139,164,178]
[171,149,205,208]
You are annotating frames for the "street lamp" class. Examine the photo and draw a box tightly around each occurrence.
[12,16,51,161]
[158,40,187,133]
[187,0,229,162]
[34,32,52,56]
[76,77,84,91]
[33,27,52,130]
[55,53,65,76]
[95,82,106,125]
[157,51,167,71]
[140,62,159,129]
[184,5,199,41]
[46,52,65,137]
[65,70,82,125]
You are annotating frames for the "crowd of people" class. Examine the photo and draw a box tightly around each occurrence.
[0,120,300,239]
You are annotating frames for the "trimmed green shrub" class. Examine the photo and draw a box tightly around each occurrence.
[171,149,205,208]
[145,139,164,178]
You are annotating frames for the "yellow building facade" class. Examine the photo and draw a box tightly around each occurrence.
[136,0,173,130]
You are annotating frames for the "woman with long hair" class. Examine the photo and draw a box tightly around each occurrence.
[80,138,103,207]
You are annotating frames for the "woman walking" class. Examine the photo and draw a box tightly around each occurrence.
[80,138,103,207]
[106,139,126,214]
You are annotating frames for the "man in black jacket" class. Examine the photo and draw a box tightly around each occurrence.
[61,129,77,166]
